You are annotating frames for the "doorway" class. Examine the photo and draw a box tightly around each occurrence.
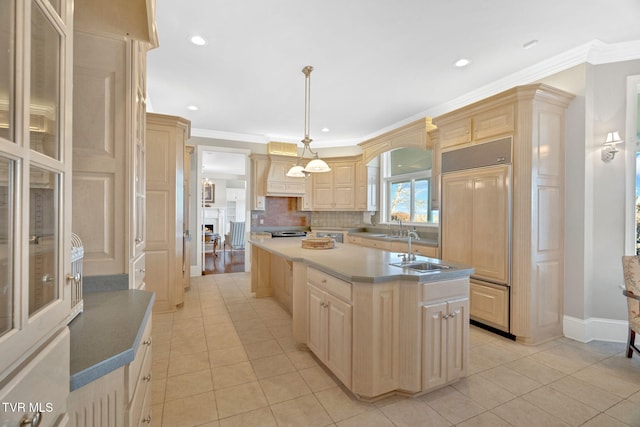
[194,146,250,275]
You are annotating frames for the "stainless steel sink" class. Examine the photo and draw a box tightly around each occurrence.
[390,261,451,272]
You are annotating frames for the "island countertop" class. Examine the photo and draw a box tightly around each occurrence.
[249,237,472,283]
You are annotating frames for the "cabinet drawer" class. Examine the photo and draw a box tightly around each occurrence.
[128,343,152,426]
[0,329,69,427]
[422,278,469,303]
[126,314,152,402]
[414,245,437,258]
[469,281,509,331]
[307,267,352,302]
[132,253,146,290]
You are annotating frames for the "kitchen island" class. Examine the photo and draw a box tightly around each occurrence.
[250,237,473,400]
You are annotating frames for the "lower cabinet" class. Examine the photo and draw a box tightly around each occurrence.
[306,270,352,389]
[422,298,468,391]
[469,280,509,332]
[67,315,153,426]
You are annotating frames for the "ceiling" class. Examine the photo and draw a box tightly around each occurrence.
[147,0,640,149]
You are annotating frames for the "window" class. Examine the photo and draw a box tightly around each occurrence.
[382,147,435,224]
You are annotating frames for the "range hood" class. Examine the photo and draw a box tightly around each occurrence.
[266,142,306,197]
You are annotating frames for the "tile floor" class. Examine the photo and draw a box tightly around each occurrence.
[151,273,640,426]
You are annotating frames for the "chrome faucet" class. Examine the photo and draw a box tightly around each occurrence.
[407,230,420,261]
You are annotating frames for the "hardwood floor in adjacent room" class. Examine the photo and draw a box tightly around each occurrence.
[203,250,245,274]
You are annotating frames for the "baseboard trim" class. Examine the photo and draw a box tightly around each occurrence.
[563,315,628,343]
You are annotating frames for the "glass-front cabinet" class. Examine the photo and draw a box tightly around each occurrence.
[0,0,73,414]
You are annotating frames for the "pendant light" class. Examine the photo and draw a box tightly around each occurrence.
[286,66,331,177]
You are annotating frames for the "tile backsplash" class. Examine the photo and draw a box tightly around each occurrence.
[251,197,309,227]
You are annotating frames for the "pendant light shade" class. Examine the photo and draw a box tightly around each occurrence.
[286,65,331,177]
[304,157,331,173]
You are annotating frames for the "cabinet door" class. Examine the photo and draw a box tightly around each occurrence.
[440,174,473,265]
[438,118,471,148]
[312,170,334,209]
[470,166,509,283]
[306,284,325,357]
[332,162,355,210]
[473,104,514,141]
[446,298,468,382]
[325,293,352,388]
[422,302,447,390]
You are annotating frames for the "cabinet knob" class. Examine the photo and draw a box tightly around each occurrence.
[321,279,327,284]
[66,272,81,284]
[143,337,152,346]
[20,412,42,426]
[449,312,456,318]
[143,372,152,382]
[142,415,152,424]
[442,314,449,319]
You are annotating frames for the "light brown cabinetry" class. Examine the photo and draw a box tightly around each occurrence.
[435,84,573,343]
[469,280,509,331]
[355,160,379,211]
[145,113,191,313]
[183,146,194,290]
[422,297,468,390]
[438,104,514,149]
[306,268,352,388]
[250,155,268,210]
[312,159,356,210]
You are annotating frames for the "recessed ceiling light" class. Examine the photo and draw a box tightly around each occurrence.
[523,39,538,50]
[454,58,470,68]
[189,35,207,46]
[321,127,330,133]
[187,105,199,111]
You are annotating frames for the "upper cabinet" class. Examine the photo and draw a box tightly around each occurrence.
[312,158,356,210]
[72,11,155,288]
[437,103,515,150]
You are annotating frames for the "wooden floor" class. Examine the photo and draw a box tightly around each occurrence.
[202,249,245,275]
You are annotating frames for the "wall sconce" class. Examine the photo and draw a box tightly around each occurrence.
[601,131,623,162]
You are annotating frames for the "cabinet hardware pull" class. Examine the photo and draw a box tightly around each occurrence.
[449,312,456,318]
[321,279,327,283]
[143,337,152,346]
[142,415,152,424]
[20,412,42,426]
[442,314,449,319]
[143,373,152,382]
[66,272,81,284]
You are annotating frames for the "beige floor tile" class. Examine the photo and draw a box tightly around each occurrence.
[548,375,623,411]
[206,329,243,350]
[161,391,218,427]
[477,365,543,396]
[299,365,340,392]
[219,406,277,427]
[270,394,333,427]
[286,349,319,370]
[572,364,640,398]
[170,333,209,356]
[167,350,211,377]
[164,369,214,401]
[336,409,394,427]
[209,345,248,368]
[522,386,600,426]
[581,413,634,427]
[422,385,487,424]
[449,374,517,409]
[529,343,605,374]
[251,353,296,379]
[605,399,640,426]
[275,334,299,352]
[492,397,571,427]
[379,399,451,427]
[237,326,275,345]
[259,371,312,404]
[456,411,513,427]
[244,338,284,360]
[212,361,257,389]
[505,356,566,385]
[315,386,374,422]
[214,381,268,419]
[629,389,640,404]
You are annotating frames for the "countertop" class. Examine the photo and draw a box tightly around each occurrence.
[68,289,155,391]
[249,237,472,283]
[347,231,438,247]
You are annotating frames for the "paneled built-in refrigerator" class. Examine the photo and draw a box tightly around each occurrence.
[440,137,512,333]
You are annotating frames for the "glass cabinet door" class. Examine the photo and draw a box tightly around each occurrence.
[0,157,13,337]
[0,0,15,142]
